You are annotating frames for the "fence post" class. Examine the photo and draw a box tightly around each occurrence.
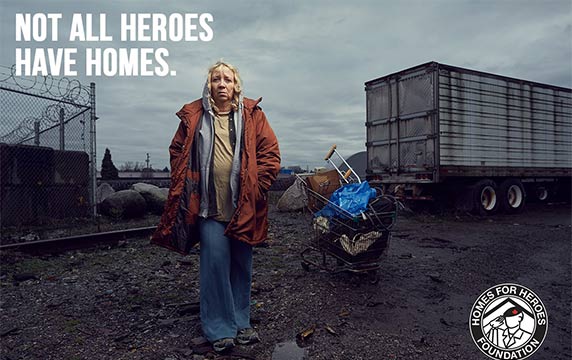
[59,107,65,150]
[90,82,97,218]
[34,121,40,145]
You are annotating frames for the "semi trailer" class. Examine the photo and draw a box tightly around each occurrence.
[365,62,571,214]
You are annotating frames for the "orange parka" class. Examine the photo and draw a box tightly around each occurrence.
[151,97,280,254]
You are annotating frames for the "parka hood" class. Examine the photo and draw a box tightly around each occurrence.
[201,80,213,115]
[175,81,262,126]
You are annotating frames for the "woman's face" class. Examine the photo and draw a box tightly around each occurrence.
[210,66,235,109]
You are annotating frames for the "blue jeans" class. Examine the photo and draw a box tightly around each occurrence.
[198,217,253,342]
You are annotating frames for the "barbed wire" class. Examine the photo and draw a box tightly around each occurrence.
[0,64,91,106]
[0,64,92,144]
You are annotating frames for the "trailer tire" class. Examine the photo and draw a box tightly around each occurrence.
[535,186,550,202]
[499,179,526,213]
[471,179,499,215]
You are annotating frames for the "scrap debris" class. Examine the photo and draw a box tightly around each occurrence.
[296,324,316,341]
[324,324,337,336]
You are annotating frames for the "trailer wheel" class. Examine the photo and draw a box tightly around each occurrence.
[499,179,526,213]
[535,186,549,202]
[471,179,499,215]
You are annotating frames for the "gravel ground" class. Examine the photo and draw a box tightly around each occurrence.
[0,199,570,360]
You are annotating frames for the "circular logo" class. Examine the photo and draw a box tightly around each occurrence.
[469,283,548,360]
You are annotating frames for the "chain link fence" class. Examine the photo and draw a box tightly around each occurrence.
[0,64,97,242]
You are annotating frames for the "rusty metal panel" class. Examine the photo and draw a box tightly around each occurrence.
[367,83,389,121]
[399,138,435,169]
[438,68,572,169]
[366,62,572,181]
[367,121,390,143]
[398,72,434,115]
[366,63,438,177]
[400,116,433,138]
[367,144,388,173]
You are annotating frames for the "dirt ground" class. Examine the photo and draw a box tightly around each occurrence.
[1,199,570,360]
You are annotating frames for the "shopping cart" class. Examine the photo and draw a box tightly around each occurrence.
[298,145,398,283]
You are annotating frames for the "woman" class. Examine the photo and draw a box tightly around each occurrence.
[152,60,280,353]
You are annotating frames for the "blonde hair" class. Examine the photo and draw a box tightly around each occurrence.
[207,60,242,113]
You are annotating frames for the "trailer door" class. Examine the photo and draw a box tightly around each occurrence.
[366,65,439,182]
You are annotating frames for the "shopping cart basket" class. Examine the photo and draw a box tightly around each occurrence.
[298,146,398,283]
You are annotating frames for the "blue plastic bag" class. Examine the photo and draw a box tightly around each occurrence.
[315,181,376,218]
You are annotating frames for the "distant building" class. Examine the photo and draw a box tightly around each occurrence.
[97,170,170,179]
[287,165,304,174]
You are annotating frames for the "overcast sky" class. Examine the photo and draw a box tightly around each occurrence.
[1,0,571,171]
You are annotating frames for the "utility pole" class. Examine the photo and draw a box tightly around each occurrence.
[90,82,97,218]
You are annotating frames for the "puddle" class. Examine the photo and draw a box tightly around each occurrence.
[271,341,308,360]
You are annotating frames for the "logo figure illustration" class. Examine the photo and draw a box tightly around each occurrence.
[483,306,532,349]
[469,283,548,360]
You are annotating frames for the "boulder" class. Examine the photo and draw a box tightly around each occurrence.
[277,178,307,212]
[98,190,146,218]
[96,183,115,204]
[131,182,168,214]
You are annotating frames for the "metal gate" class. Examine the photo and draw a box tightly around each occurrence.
[0,64,97,239]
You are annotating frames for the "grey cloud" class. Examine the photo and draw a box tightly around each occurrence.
[1,0,570,170]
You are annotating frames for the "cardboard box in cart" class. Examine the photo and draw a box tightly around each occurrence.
[305,169,341,211]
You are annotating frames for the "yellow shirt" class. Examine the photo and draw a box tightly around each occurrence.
[212,111,235,221]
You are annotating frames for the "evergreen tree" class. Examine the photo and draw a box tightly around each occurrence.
[101,148,119,180]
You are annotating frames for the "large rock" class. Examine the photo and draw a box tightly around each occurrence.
[277,178,307,212]
[96,183,115,204]
[131,182,168,214]
[98,190,146,218]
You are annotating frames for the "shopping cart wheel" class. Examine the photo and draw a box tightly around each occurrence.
[301,261,310,272]
[367,270,379,284]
